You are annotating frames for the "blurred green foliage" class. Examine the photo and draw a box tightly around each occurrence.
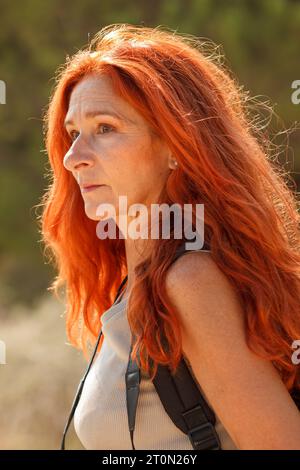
[0,0,299,307]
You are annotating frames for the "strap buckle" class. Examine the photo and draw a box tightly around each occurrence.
[187,422,221,450]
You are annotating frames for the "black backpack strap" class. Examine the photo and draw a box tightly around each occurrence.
[152,238,221,450]
[290,387,300,410]
[125,338,141,451]
[61,328,103,450]
[152,359,221,450]
[61,275,128,450]
[115,274,128,303]
[125,239,222,450]
[173,239,211,263]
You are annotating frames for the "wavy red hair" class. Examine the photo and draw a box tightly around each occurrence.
[40,24,300,392]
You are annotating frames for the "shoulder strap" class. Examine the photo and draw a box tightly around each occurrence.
[172,239,211,263]
[115,274,128,304]
[290,387,300,410]
[151,357,221,450]
[61,276,127,450]
[125,239,222,450]
[125,338,141,450]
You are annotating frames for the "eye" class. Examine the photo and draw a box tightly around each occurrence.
[96,123,114,135]
[68,124,114,142]
[69,130,79,142]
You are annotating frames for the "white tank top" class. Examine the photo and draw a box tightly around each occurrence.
[74,293,238,450]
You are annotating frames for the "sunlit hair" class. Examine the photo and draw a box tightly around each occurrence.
[41,23,300,392]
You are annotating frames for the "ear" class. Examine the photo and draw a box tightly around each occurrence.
[154,135,178,170]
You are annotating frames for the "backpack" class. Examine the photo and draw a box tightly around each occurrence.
[61,240,300,450]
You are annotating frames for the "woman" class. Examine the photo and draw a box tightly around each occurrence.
[41,24,300,450]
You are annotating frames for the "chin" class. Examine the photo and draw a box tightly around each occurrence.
[85,212,102,221]
[83,203,101,221]
[84,202,116,223]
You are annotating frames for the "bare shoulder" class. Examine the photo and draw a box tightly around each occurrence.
[165,249,244,340]
[164,249,300,449]
[165,249,229,291]
[167,250,227,287]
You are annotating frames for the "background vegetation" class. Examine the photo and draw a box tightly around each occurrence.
[0,0,299,449]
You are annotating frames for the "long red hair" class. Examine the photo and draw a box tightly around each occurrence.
[41,24,300,391]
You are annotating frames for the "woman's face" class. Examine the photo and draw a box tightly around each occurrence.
[63,73,174,230]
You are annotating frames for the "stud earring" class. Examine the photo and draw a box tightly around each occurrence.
[169,157,178,170]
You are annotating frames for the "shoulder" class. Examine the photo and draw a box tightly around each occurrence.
[165,250,245,344]
[166,249,228,293]
[164,250,300,449]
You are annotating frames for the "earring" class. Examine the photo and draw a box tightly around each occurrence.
[169,157,178,170]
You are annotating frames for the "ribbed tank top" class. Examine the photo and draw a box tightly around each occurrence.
[74,257,239,450]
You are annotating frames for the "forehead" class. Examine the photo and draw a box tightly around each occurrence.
[66,74,138,124]
[69,74,116,104]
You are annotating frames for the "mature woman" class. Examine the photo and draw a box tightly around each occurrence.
[41,24,300,450]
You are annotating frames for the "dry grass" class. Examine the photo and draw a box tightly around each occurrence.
[0,294,88,449]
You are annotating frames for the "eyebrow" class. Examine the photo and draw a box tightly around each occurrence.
[64,110,125,128]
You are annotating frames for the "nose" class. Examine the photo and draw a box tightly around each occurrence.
[63,135,94,172]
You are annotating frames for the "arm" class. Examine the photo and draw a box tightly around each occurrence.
[165,251,300,450]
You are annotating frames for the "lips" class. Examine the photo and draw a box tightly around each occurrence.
[80,184,106,193]
[81,183,103,189]
[83,184,102,189]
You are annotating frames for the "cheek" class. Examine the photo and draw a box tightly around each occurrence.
[116,157,166,204]
[101,136,165,200]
